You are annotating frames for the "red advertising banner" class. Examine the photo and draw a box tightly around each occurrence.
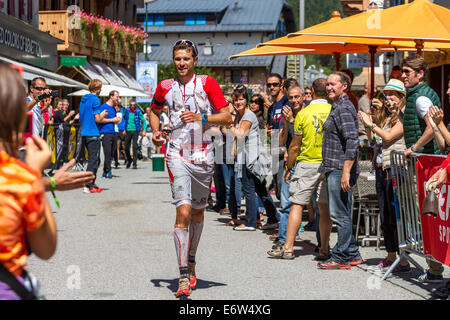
[416,155,450,266]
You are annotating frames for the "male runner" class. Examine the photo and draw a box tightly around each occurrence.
[150,39,231,298]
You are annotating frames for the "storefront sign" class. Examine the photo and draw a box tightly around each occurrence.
[61,55,87,67]
[0,12,59,71]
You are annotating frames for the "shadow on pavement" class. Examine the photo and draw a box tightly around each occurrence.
[150,278,227,296]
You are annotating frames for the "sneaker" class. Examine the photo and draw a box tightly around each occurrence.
[176,278,192,298]
[107,171,112,179]
[188,263,197,290]
[233,225,256,231]
[83,186,102,194]
[318,259,351,270]
[126,162,131,169]
[418,271,444,283]
[114,163,120,169]
[259,222,278,230]
[298,224,305,233]
[101,172,106,179]
[269,234,278,241]
[378,258,394,269]
[349,258,364,266]
[132,165,137,169]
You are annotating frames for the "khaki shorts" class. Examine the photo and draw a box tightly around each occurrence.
[289,162,328,205]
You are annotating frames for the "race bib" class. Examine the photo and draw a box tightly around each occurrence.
[180,142,208,163]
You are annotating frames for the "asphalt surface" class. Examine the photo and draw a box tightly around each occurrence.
[27,159,437,300]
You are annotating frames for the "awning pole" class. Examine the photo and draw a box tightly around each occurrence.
[334,53,341,71]
[369,46,377,99]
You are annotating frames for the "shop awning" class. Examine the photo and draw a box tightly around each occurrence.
[0,56,88,89]
[90,61,129,87]
[110,66,146,92]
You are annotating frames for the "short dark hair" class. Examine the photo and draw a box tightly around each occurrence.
[266,73,282,83]
[282,78,299,92]
[312,78,327,99]
[341,69,354,82]
[232,85,249,103]
[401,53,428,78]
[392,65,401,71]
[109,90,119,98]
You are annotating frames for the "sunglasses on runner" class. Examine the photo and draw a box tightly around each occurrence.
[174,39,198,57]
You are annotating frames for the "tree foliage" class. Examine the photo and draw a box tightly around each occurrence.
[157,63,223,84]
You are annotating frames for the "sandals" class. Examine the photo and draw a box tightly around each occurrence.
[315,249,331,261]
[267,246,295,260]
[226,219,239,226]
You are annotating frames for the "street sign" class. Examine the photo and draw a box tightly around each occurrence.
[60,55,87,67]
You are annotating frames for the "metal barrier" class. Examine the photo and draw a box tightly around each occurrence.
[382,150,446,280]
[44,123,85,170]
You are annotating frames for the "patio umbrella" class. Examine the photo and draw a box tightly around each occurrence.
[290,0,450,54]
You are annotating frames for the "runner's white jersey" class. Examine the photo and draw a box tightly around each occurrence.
[152,74,227,147]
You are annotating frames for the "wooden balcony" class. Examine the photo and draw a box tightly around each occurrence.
[340,0,369,16]
[38,10,137,68]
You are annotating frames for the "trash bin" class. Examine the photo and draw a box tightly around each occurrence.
[152,154,165,171]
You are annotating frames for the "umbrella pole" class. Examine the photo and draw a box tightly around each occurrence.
[415,40,424,56]
[334,53,341,71]
[369,46,377,99]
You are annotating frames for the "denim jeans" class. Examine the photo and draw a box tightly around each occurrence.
[237,165,278,228]
[222,163,242,208]
[327,169,361,264]
[278,167,294,243]
[227,164,243,220]
[214,163,227,209]
[312,189,321,246]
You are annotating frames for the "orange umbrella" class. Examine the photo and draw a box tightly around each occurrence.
[291,0,450,54]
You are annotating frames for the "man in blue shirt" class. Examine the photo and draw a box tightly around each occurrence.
[99,90,122,178]
[79,80,117,193]
[266,73,289,203]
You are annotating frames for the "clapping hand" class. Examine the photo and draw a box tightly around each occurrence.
[428,106,444,126]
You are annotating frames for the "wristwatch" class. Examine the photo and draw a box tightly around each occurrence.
[202,113,208,125]
[371,123,377,130]
[411,145,417,152]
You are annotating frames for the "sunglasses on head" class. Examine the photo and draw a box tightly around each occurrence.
[267,82,280,88]
[174,39,198,56]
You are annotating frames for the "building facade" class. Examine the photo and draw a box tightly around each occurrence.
[138,0,296,93]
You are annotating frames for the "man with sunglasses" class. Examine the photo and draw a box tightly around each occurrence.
[401,54,446,284]
[266,73,289,203]
[303,87,312,107]
[149,39,231,298]
[26,77,53,137]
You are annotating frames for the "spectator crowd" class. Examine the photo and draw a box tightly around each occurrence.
[1,51,450,299]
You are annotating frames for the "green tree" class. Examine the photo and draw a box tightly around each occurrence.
[158,63,223,84]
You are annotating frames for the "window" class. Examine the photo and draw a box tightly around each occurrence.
[155,14,164,26]
[231,70,241,84]
[144,15,154,26]
[196,14,206,25]
[185,14,195,25]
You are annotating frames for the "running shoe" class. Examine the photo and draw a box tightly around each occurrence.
[176,278,192,298]
[188,263,197,290]
[259,222,278,230]
[349,258,364,266]
[83,186,103,194]
[107,171,112,179]
[317,259,351,270]
[392,263,411,273]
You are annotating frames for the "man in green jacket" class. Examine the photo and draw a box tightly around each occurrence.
[401,54,445,284]
[123,99,147,169]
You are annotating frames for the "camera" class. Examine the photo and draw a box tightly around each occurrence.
[37,90,59,101]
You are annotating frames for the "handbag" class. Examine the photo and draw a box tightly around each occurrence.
[422,190,439,217]
[246,146,271,183]
[0,263,37,300]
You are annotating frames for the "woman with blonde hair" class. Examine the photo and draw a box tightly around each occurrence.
[358,79,410,272]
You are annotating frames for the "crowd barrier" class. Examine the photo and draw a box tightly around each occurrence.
[382,151,450,280]
[44,124,85,169]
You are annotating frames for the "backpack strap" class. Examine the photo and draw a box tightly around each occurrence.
[0,263,37,300]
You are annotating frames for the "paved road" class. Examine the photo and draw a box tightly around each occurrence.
[27,160,430,300]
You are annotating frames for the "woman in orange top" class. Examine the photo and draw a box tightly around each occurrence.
[0,62,57,299]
